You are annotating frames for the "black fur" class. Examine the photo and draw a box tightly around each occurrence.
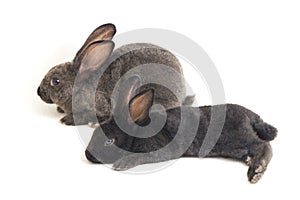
[86,89,277,183]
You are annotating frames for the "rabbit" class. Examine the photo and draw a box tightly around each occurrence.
[85,76,277,183]
[37,23,193,126]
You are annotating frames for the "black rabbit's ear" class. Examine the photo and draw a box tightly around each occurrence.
[78,40,114,74]
[129,89,154,123]
[114,75,141,111]
[111,75,141,118]
[75,23,116,60]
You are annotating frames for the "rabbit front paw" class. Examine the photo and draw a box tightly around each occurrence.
[112,155,143,171]
[60,114,75,125]
[88,122,100,128]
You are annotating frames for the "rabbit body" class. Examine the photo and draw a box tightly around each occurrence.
[37,24,187,125]
[85,84,277,183]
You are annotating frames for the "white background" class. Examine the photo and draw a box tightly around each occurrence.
[1,0,299,199]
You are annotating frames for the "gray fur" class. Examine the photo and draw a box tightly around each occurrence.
[85,82,277,183]
[37,23,190,125]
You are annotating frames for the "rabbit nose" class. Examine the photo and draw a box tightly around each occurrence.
[85,150,102,164]
[37,87,41,96]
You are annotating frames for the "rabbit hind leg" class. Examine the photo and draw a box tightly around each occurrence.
[247,142,273,183]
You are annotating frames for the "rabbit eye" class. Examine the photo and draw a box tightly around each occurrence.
[50,78,60,86]
[104,138,115,146]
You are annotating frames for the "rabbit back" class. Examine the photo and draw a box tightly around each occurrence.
[95,43,186,118]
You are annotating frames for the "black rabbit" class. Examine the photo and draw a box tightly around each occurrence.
[37,23,192,126]
[85,76,277,183]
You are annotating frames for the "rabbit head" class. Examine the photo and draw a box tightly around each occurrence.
[37,23,116,114]
[85,76,156,163]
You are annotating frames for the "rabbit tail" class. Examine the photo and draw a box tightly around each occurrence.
[252,121,277,141]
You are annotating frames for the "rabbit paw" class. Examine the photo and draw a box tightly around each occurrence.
[245,156,252,166]
[60,114,75,125]
[57,106,65,113]
[88,122,100,128]
[112,155,142,171]
[248,160,267,184]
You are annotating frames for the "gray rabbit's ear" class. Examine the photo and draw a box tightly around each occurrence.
[75,23,116,60]
[78,40,114,74]
[84,23,116,43]
[129,89,154,123]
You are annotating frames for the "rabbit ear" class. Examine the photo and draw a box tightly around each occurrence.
[113,76,141,117]
[78,40,114,74]
[129,89,154,123]
[83,23,116,44]
[74,23,116,61]
[116,75,141,107]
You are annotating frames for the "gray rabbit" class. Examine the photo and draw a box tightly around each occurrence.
[85,76,277,183]
[37,23,192,125]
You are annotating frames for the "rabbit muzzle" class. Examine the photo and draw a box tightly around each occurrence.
[37,86,53,104]
[85,150,102,164]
